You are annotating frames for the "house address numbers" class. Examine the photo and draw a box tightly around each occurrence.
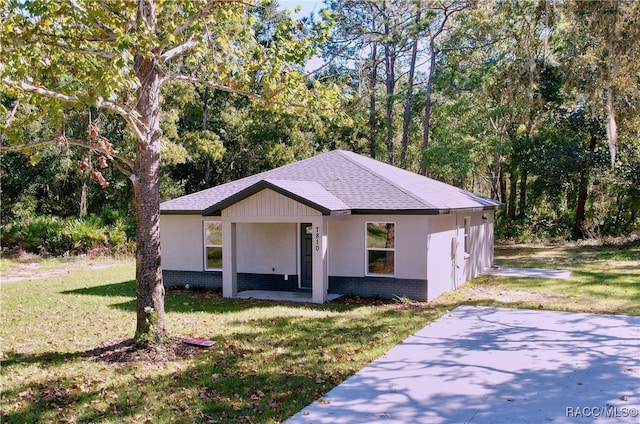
[315,226,320,251]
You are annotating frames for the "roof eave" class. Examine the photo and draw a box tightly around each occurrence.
[160,209,205,216]
[351,204,503,215]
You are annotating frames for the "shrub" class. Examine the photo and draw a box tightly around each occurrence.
[0,213,135,256]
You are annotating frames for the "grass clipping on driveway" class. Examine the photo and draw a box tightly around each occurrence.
[1,241,638,423]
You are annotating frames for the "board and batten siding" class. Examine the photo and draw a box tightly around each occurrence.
[222,189,321,218]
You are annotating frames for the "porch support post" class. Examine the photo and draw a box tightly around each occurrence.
[222,220,237,298]
[311,218,328,304]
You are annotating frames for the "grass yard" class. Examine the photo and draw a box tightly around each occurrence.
[1,241,638,423]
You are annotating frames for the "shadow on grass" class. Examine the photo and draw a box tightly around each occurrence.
[61,280,373,315]
[61,280,137,297]
[4,299,639,424]
[1,349,85,369]
[0,303,432,423]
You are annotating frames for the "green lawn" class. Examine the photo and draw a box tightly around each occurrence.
[1,242,638,423]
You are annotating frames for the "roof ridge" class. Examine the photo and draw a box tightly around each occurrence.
[337,150,433,208]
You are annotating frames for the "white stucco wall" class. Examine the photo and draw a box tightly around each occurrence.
[426,214,457,300]
[160,214,205,271]
[236,223,297,275]
[327,215,428,280]
[425,211,495,301]
[462,211,494,280]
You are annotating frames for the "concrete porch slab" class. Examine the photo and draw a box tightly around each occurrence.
[236,290,342,303]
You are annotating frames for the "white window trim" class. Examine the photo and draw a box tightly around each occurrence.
[203,221,223,271]
[463,216,471,258]
[365,221,396,277]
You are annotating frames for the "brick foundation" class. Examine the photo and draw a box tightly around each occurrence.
[163,271,427,301]
[329,276,428,301]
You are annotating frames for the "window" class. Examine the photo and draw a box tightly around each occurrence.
[204,221,222,270]
[463,216,471,255]
[366,222,395,275]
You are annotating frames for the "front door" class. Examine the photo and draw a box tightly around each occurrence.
[300,223,313,289]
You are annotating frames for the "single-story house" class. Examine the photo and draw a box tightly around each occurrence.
[159,149,503,303]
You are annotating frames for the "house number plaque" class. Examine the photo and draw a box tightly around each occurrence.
[315,226,320,251]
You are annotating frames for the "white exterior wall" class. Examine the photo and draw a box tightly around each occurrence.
[236,223,297,275]
[161,188,497,304]
[462,211,494,281]
[159,214,205,271]
[426,214,457,300]
[327,215,428,280]
[425,211,495,301]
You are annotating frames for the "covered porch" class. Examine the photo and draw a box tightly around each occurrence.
[212,181,350,304]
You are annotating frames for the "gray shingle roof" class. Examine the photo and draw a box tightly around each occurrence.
[160,150,503,215]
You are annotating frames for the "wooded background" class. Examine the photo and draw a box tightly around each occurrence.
[2,0,639,248]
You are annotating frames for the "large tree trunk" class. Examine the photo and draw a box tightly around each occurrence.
[573,131,598,239]
[369,41,378,160]
[499,166,507,204]
[508,168,517,219]
[605,85,617,169]
[383,1,396,165]
[419,41,437,176]
[400,10,420,167]
[132,2,165,340]
[518,169,527,219]
[79,180,88,217]
[201,87,213,188]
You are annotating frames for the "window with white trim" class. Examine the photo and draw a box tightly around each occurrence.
[204,221,222,270]
[366,222,395,275]
[463,216,471,255]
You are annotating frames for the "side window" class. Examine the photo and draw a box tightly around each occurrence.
[204,221,222,270]
[366,222,395,276]
[463,216,471,255]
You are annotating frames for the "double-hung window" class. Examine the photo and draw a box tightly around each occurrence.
[204,221,222,270]
[366,222,395,276]
[463,216,471,255]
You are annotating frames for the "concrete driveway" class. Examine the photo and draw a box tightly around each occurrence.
[287,306,640,424]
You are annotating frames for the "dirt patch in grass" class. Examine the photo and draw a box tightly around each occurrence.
[0,254,125,283]
[463,285,571,305]
[84,336,205,365]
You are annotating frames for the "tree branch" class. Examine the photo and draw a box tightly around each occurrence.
[1,77,147,142]
[0,137,135,174]
[172,0,256,38]
[160,37,199,64]
[70,0,117,40]
[2,77,80,104]
[24,38,114,59]
[1,100,20,144]
[164,74,261,100]
[96,0,135,26]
